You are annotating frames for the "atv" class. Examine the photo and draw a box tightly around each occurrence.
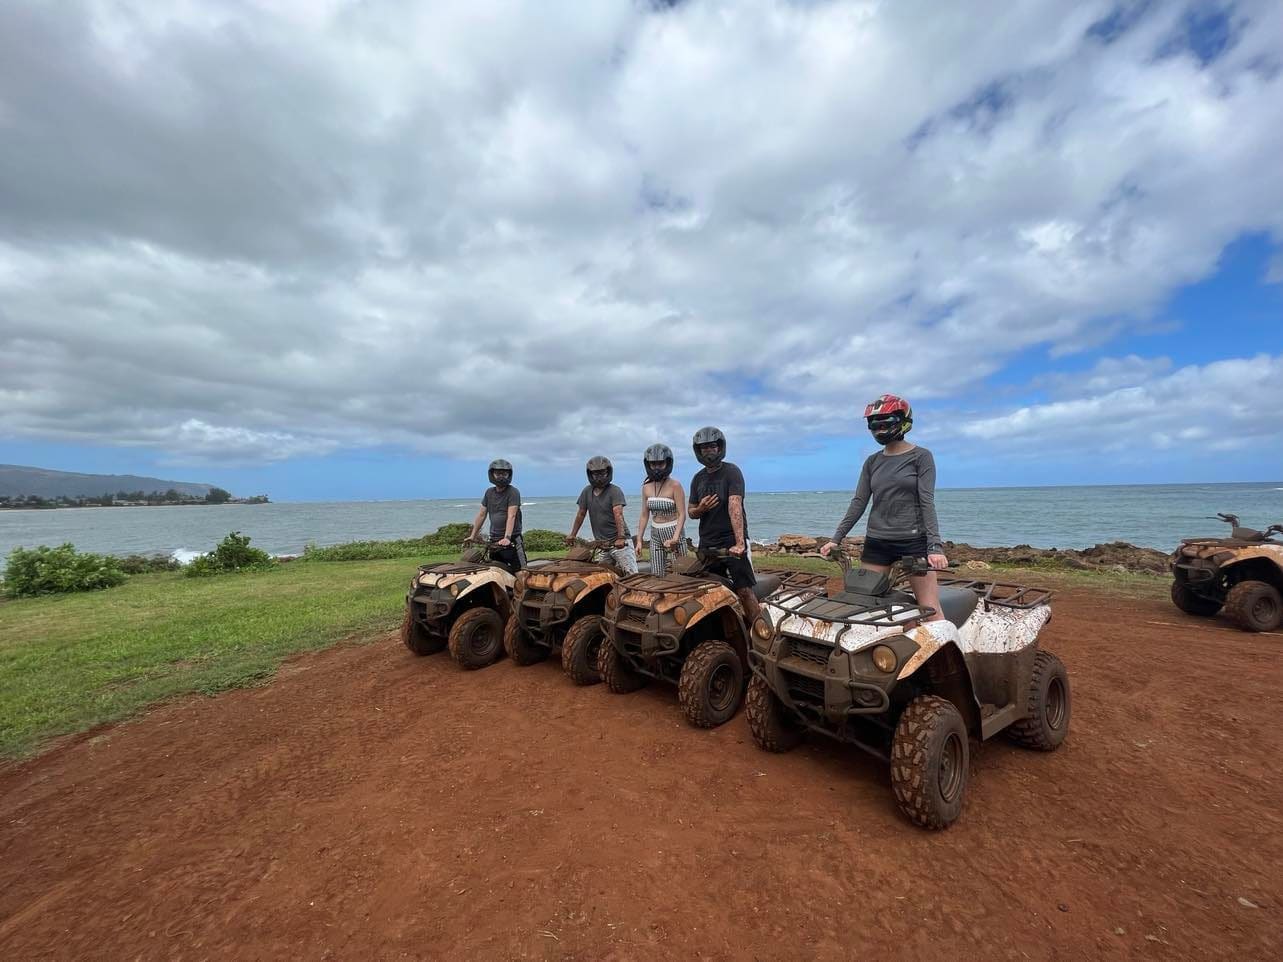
[1170,513,1283,632]
[747,550,1069,830]
[401,538,541,670]
[504,539,647,685]
[599,547,827,728]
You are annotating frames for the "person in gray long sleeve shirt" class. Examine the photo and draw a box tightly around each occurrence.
[821,394,949,621]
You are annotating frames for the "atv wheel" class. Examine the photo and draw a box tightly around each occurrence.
[503,615,548,666]
[561,615,606,686]
[1170,581,1221,617]
[600,638,647,694]
[890,695,969,830]
[1007,650,1071,751]
[745,674,804,752]
[447,607,505,670]
[1224,580,1283,633]
[678,640,744,729]
[400,608,446,656]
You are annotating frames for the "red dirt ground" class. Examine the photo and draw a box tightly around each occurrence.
[1,578,1280,961]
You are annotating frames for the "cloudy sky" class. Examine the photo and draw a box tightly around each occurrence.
[1,0,1280,499]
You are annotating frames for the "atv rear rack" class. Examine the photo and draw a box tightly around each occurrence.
[933,576,1053,610]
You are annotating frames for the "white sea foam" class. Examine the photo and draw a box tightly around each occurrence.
[171,548,203,565]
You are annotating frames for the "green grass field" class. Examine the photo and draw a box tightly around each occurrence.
[0,557,446,759]
[0,550,1165,760]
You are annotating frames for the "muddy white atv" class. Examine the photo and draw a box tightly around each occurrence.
[505,539,647,685]
[1170,513,1283,632]
[747,552,1069,830]
[402,539,550,670]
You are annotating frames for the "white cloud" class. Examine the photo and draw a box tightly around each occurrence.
[957,353,1283,455]
[0,0,1280,470]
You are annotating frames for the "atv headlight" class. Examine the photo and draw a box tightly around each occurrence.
[449,582,464,597]
[605,591,618,610]
[674,603,697,626]
[752,616,772,641]
[871,645,897,673]
[564,580,586,602]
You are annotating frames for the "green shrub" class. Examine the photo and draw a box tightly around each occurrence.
[300,523,570,562]
[522,529,566,552]
[184,532,275,578]
[302,537,434,562]
[3,544,129,597]
[424,522,472,547]
[118,553,182,574]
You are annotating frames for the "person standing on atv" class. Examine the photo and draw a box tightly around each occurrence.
[467,458,525,572]
[635,443,688,576]
[567,456,638,574]
[687,426,761,622]
[820,395,948,621]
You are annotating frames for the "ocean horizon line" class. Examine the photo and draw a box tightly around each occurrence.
[210,479,1283,505]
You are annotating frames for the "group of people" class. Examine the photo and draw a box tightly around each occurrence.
[466,394,951,622]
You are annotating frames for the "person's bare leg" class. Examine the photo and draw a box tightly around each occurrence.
[909,570,945,622]
[737,588,762,624]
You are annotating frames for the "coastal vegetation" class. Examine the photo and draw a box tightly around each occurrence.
[300,523,566,560]
[0,488,269,510]
[3,544,129,598]
[184,532,276,578]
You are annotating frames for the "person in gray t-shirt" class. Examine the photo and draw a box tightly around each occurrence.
[566,456,637,574]
[821,395,948,622]
[467,458,525,572]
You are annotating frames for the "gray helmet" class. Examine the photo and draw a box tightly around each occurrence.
[586,455,613,487]
[692,426,726,467]
[643,443,674,482]
[488,458,513,487]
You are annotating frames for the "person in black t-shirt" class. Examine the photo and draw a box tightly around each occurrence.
[467,458,524,572]
[687,426,760,622]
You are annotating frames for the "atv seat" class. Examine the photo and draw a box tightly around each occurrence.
[938,587,979,626]
[751,573,782,600]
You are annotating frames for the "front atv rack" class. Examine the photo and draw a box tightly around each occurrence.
[768,586,934,628]
[933,576,1053,610]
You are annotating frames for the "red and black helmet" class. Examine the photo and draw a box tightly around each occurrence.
[864,394,912,444]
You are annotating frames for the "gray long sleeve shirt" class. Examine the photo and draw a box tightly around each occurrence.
[832,446,943,551]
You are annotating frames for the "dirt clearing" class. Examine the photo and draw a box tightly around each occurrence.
[1,577,1280,960]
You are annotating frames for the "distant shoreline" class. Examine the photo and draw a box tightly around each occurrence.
[0,499,269,511]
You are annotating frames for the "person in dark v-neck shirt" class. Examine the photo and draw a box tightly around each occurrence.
[687,425,760,623]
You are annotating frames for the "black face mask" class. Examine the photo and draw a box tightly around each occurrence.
[645,460,672,482]
[589,471,610,489]
[492,473,511,489]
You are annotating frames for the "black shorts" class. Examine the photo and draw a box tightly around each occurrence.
[861,535,929,567]
[702,555,756,592]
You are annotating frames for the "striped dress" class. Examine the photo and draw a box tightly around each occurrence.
[646,495,687,576]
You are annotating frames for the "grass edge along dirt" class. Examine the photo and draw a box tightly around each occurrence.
[0,546,1166,761]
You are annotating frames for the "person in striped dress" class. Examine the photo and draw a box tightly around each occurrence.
[634,443,688,576]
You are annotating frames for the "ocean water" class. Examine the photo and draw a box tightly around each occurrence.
[1,482,1279,566]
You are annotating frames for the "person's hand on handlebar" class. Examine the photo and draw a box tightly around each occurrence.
[820,541,838,558]
[496,537,511,547]
[927,553,948,570]
[729,542,746,557]
[613,537,626,549]
[564,534,577,547]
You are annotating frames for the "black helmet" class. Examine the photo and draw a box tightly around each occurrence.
[488,458,513,488]
[692,426,726,467]
[586,455,613,488]
[643,443,674,482]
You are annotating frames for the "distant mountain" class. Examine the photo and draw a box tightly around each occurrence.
[0,464,214,499]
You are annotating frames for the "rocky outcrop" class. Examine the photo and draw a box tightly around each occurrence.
[753,535,1170,575]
